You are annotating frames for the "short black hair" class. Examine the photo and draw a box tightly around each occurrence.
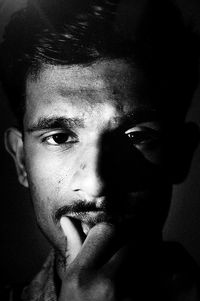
[0,0,199,125]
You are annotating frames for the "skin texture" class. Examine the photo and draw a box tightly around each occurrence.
[5,59,198,300]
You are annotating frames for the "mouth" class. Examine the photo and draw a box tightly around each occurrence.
[61,211,110,236]
[55,195,150,237]
[61,210,137,236]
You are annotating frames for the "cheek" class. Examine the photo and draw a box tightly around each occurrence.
[140,145,164,165]
[24,151,69,249]
[27,157,62,197]
[24,152,68,222]
[23,145,82,213]
[28,177,67,252]
[25,146,71,192]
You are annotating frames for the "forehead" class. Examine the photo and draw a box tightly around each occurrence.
[25,59,156,125]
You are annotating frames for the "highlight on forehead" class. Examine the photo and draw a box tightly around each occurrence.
[26,59,137,107]
[28,59,135,84]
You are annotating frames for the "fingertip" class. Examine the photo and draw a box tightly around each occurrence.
[60,216,69,236]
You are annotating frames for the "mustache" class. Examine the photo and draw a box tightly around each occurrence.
[54,200,107,223]
[53,191,153,224]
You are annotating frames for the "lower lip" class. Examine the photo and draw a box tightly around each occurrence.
[62,211,109,236]
[65,211,109,222]
[62,211,136,236]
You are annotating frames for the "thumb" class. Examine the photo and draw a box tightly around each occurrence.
[60,216,83,265]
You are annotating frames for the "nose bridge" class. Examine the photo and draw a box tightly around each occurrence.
[72,140,105,197]
[81,142,100,177]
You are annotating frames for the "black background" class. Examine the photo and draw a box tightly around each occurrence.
[0,0,200,284]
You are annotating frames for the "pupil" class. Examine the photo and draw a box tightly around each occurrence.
[128,132,144,142]
[54,134,68,144]
[128,132,151,144]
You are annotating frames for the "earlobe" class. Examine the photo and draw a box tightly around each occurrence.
[4,128,29,188]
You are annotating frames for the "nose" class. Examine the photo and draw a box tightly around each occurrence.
[71,144,105,198]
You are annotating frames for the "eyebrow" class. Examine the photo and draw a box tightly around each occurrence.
[121,108,159,126]
[26,116,85,133]
[25,108,159,133]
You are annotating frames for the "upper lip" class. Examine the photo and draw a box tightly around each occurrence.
[55,194,145,225]
[63,210,136,227]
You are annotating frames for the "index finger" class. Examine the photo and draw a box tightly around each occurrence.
[72,222,122,270]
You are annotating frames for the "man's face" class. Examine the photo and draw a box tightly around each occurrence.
[22,59,172,255]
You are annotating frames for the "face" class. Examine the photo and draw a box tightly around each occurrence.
[17,60,175,254]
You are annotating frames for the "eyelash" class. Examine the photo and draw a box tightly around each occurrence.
[42,131,78,146]
[125,127,160,147]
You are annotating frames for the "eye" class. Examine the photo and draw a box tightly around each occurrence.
[43,132,78,146]
[125,126,161,148]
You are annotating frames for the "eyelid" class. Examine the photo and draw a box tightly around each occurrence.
[40,128,76,138]
[125,126,144,135]
[41,129,78,145]
[125,123,161,135]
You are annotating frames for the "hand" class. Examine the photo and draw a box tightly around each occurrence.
[58,217,127,301]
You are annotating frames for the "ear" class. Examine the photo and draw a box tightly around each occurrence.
[171,122,200,184]
[4,128,29,188]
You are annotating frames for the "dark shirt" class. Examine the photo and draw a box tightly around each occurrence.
[2,243,200,300]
